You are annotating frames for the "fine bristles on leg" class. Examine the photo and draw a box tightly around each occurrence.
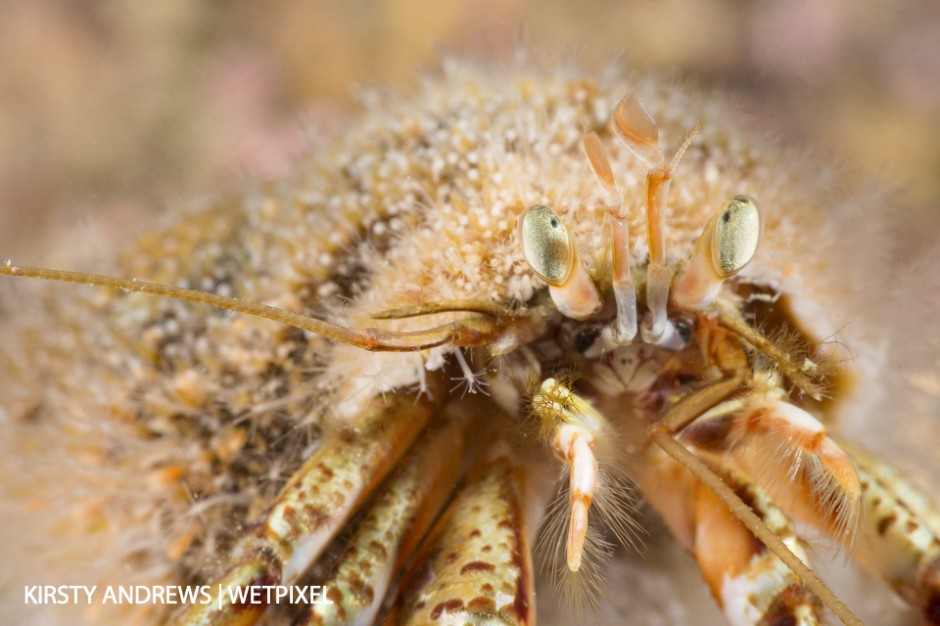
[535,466,642,619]
[649,427,862,626]
[648,380,863,626]
[529,378,607,572]
[717,308,825,400]
[682,397,862,549]
[529,378,643,617]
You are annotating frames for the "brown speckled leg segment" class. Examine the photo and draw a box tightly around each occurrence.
[387,444,535,626]
[849,448,940,625]
[302,414,471,626]
[170,390,439,626]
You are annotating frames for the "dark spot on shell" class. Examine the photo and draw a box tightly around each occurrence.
[467,596,497,614]
[430,599,464,619]
[327,586,343,605]
[460,561,495,575]
[368,540,388,560]
[348,574,374,604]
[878,513,897,536]
[469,529,482,538]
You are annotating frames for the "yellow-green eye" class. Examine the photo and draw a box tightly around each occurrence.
[518,204,574,286]
[711,195,761,278]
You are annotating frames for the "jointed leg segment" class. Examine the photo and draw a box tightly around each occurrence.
[385,441,536,626]
[169,390,440,626]
[645,378,863,626]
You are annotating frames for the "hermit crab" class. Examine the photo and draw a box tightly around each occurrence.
[1,59,939,626]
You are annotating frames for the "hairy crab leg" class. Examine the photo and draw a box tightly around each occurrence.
[641,449,824,625]
[301,411,473,626]
[647,381,863,625]
[385,441,535,626]
[529,378,603,572]
[681,397,862,546]
[170,389,440,626]
[846,446,940,623]
[716,309,824,400]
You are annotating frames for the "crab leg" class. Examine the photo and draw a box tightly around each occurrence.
[385,441,535,626]
[301,411,473,626]
[641,449,824,625]
[170,389,440,626]
[647,380,863,625]
[681,397,861,546]
[847,447,940,623]
[531,378,602,572]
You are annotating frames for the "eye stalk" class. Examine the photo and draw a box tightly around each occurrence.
[519,205,602,320]
[673,195,762,310]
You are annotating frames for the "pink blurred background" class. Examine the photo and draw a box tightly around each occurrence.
[0,0,938,262]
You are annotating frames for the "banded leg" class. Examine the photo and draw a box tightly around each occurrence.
[170,389,439,626]
[641,448,824,625]
[849,447,940,623]
[301,413,472,626]
[385,442,535,626]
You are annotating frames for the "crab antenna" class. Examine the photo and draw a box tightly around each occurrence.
[614,96,699,347]
[583,131,637,341]
[0,263,498,351]
[611,94,663,168]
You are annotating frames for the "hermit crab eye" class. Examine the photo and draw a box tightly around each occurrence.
[519,204,574,286]
[711,195,761,278]
[518,204,602,320]
[673,194,763,311]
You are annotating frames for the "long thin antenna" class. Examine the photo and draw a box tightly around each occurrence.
[0,263,497,351]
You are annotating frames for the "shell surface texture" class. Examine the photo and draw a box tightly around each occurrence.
[2,58,939,626]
